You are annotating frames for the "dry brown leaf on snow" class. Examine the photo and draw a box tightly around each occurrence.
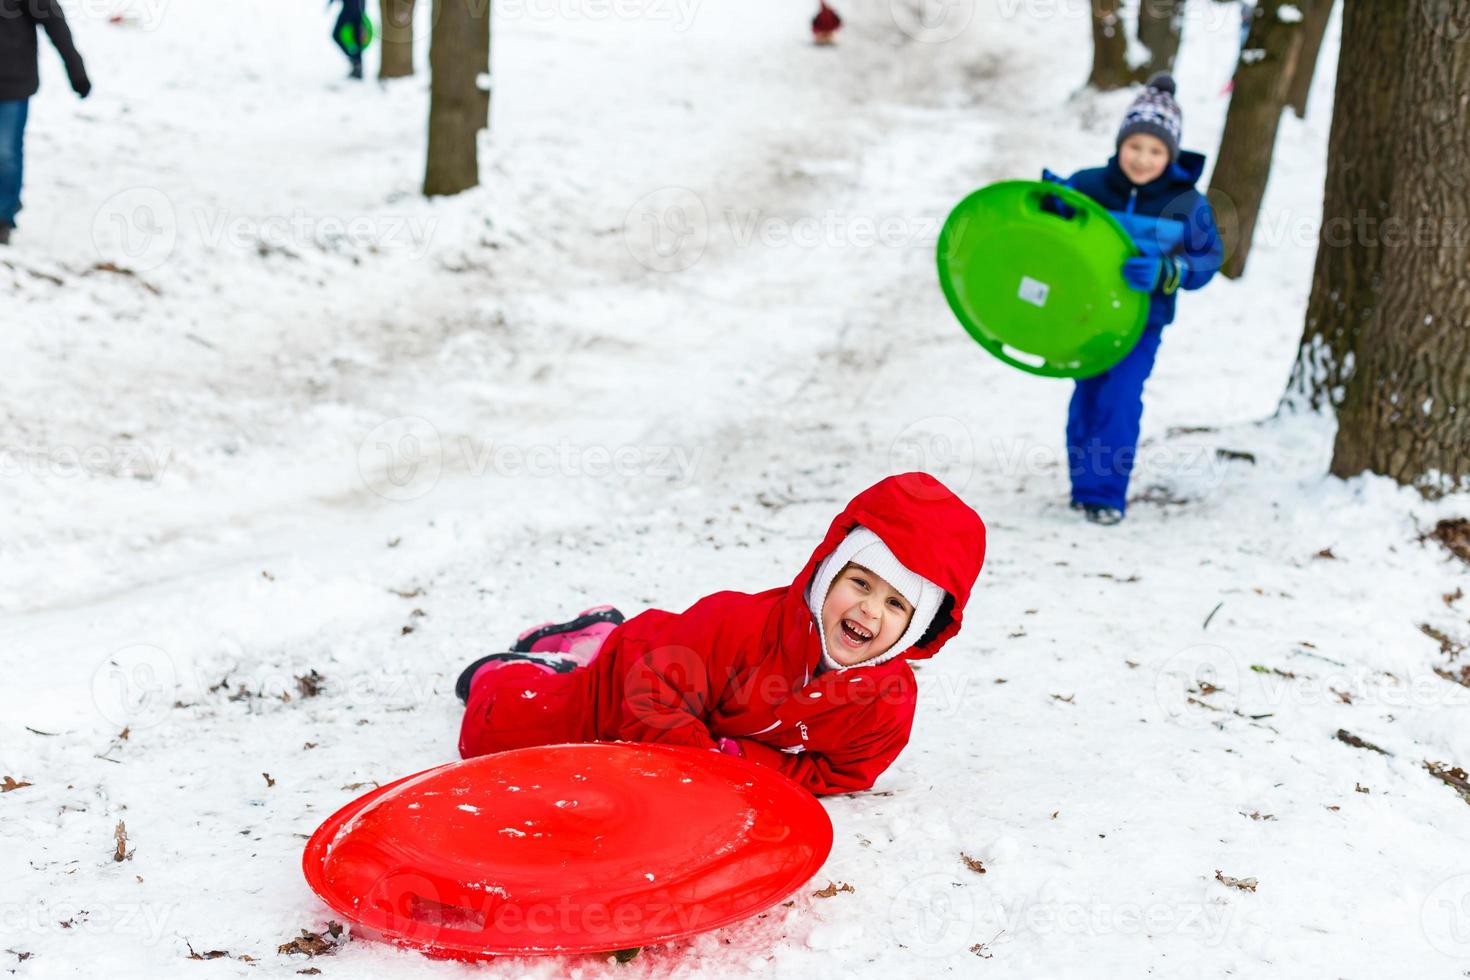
[961,853,987,874]
[1,776,32,792]
[1434,665,1470,689]
[185,942,230,960]
[811,882,855,898]
[1214,870,1257,892]
[295,670,324,698]
[1425,761,1470,804]
[113,821,133,862]
[1424,518,1470,565]
[277,922,345,957]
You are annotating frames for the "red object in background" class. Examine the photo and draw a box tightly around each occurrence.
[302,743,833,958]
[812,3,841,43]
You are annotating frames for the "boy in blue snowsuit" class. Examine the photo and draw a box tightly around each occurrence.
[1045,73,1224,525]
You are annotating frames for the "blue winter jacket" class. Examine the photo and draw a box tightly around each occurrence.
[1053,152,1224,329]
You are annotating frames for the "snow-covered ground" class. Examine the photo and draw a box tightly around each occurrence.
[4,0,1470,976]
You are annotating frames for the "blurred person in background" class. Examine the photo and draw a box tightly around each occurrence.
[0,0,91,245]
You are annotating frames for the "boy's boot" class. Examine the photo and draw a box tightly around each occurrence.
[1082,504,1124,526]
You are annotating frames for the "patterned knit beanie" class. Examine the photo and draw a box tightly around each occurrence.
[1118,72,1182,162]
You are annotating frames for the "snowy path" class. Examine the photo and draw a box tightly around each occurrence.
[5,1,1470,977]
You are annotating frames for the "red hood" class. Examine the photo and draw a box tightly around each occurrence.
[786,473,986,661]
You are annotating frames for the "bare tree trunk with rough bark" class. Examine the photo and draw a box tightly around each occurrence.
[379,0,417,80]
[1286,0,1336,118]
[1089,0,1133,91]
[1206,0,1306,279]
[1137,0,1185,77]
[424,0,489,197]
[1328,0,1470,494]
[1280,0,1404,413]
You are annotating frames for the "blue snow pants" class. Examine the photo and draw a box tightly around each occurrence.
[0,99,28,228]
[1066,324,1164,512]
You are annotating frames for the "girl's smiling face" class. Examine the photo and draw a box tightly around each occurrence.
[820,563,914,667]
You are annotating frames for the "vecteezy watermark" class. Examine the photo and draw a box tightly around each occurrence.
[194,210,437,260]
[988,0,1242,32]
[57,0,171,31]
[886,873,980,957]
[92,187,177,272]
[458,438,701,484]
[91,188,438,269]
[357,416,444,503]
[625,191,962,273]
[724,208,944,251]
[890,417,976,493]
[889,0,975,43]
[886,417,1230,494]
[1155,644,1470,730]
[363,870,712,948]
[355,417,704,502]
[497,0,701,30]
[91,645,178,730]
[0,901,178,943]
[1155,644,1242,730]
[623,187,708,273]
[1423,873,1470,959]
[0,441,172,483]
[885,875,1235,958]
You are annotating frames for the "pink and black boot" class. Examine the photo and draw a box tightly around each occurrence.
[454,605,624,703]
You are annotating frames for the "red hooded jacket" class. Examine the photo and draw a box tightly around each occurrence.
[458,473,986,795]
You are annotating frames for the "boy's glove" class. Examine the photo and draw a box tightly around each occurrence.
[1123,256,1182,294]
[1039,169,1076,219]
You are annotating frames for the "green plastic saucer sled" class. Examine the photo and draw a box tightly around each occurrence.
[937,180,1148,379]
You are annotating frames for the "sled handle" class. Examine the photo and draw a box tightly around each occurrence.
[1026,186,1091,229]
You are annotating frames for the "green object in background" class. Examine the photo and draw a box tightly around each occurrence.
[936,180,1148,379]
[337,14,375,55]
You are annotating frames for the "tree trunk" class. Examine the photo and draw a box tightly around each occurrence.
[379,0,417,80]
[475,0,492,131]
[1088,0,1133,91]
[424,0,489,197]
[1136,0,1185,77]
[1286,0,1336,119]
[1328,0,1470,494]
[1280,0,1405,413]
[1206,0,1306,279]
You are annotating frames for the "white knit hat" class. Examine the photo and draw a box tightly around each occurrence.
[805,526,944,672]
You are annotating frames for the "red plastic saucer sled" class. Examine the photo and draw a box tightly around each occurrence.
[301,743,834,959]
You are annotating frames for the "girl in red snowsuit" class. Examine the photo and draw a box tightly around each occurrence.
[455,473,986,796]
